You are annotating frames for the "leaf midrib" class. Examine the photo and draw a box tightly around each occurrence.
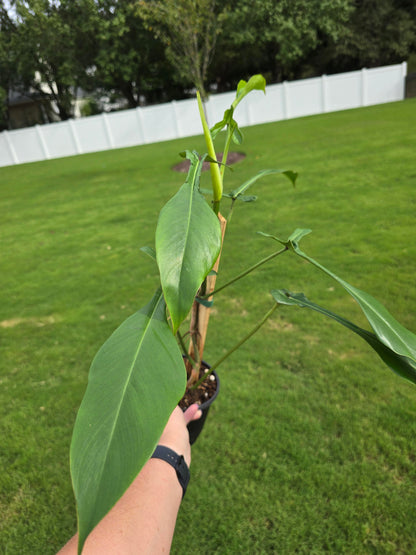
[92,292,163,507]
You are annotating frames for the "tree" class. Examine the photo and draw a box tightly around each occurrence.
[0,2,18,129]
[90,0,180,109]
[319,0,416,74]
[136,0,223,101]
[212,0,354,86]
[13,0,99,120]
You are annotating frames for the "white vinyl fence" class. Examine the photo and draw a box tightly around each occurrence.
[0,63,407,168]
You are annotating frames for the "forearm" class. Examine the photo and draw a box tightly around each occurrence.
[58,458,182,554]
[59,405,200,554]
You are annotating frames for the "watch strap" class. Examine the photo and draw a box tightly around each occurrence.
[151,445,190,498]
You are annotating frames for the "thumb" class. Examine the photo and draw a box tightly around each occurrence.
[183,403,202,425]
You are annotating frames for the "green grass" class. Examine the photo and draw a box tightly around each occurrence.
[1,98,416,553]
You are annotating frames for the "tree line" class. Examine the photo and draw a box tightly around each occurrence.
[1,0,415,130]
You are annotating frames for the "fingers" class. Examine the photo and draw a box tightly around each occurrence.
[183,403,202,425]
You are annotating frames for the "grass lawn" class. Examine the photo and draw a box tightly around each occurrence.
[1,98,416,553]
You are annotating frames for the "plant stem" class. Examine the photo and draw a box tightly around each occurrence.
[199,246,288,299]
[220,127,233,179]
[176,331,195,367]
[197,91,222,213]
[191,303,279,389]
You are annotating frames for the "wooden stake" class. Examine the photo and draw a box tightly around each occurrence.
[187,213,227,379]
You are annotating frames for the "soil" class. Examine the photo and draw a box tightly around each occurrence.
[179,362,218,410]
[172,151,246,173]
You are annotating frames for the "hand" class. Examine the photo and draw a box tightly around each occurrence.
[158,404,202,467]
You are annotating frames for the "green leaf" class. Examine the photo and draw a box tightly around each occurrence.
[210,74,266,139]
[231,121,243,144]
[287,231,416,361]
[156,156,222,333]
[257,228,311,245]
[70,289,186,553]
[261,229,416,372]
[140,245,156,260]
[272,290,416,385]
[227,169,297,201]
[232,74,266,111]
[210,116,228,140]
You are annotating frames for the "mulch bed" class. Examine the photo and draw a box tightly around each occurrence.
[172,151,246,173]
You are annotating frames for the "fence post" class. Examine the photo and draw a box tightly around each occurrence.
[321,74,328,113]
[135,107,147,144]
[401,61,408,99]
[102,113,115,148]
[68,119,82,154]
[171,100,181,138]
[282,81,290,119]
[3,130,19,164]
[361,67,368,106]
[35,124,50,160]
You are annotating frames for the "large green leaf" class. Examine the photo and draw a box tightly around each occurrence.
[272,290,416,385]
[156,152,222,332]
[70,289,186,553]
[260,228,416,372]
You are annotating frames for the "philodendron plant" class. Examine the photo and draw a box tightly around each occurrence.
[70,75,416,553]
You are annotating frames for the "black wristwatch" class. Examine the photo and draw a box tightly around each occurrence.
[151,445,190,498]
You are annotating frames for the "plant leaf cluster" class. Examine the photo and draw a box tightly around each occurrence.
[70,76,416,554]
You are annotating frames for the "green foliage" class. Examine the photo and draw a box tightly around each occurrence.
[13,0,99,120]
[224,168,297,201]
[326,0,416,71]
[2,0,415,126]
[273,289,416,384]
[1,99,416,553]
[65,68,416,552]
[137,0,221,100]
[70,289,186,553]
[214,0,354,82]
[155,151,222,333]
[211,75,266,142]
[92,0,176,107]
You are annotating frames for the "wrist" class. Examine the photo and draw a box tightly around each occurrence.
[151,445,190,498]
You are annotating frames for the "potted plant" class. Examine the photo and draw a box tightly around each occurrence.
[70,76,416,553]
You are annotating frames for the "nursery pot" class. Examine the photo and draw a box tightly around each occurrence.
[184,361,220,445]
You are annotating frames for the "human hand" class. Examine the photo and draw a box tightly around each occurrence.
[158,404,202,467]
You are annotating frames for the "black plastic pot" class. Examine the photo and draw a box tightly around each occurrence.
[186,364,220,445]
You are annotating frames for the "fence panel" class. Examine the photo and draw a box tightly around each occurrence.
[140,103,179,144]
[74,114,110,154]
[105,109,141,149]
[0,132,17,166]
[366,64,406,105]
[41,120,78,159]
[171,98,201,138]
[246,85,285,124]
[326,70,362,112]
[0,62,407,169]
[7,126,45,164]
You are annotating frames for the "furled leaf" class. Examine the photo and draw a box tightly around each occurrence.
[71,290,186,553]
[227,168,297,201]
[232,74,266,110]
[272,290,416,384]
[156,155,222,332]
[210,75,266,140]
